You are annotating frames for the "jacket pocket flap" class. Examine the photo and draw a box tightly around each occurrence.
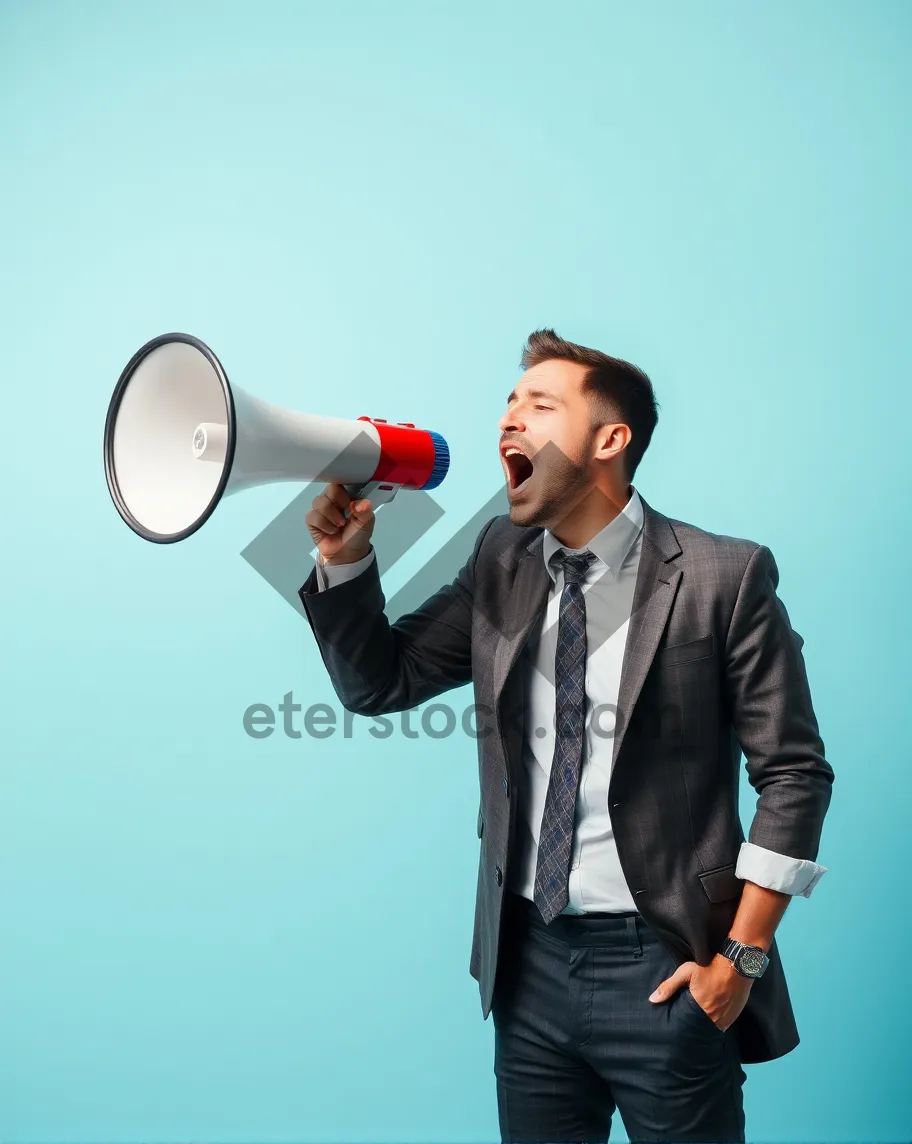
[699,863,743,903]
[657,633,714,666]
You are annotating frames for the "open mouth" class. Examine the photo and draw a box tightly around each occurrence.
[501,444,535,493]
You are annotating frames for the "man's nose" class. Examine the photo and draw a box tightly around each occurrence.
[498,406,524,433]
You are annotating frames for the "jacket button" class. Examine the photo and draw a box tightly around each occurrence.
[635,888,647,896]
[503,777,510,796]
[611,801,621,809]
[494,865,503,886]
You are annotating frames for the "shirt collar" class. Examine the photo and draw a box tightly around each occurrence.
[541,486,644,582]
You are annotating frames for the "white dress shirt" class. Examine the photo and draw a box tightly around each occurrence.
[314,487,827,913]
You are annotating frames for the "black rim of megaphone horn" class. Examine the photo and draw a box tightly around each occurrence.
[103,332,238,544]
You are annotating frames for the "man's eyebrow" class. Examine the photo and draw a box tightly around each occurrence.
[505,387,563,405]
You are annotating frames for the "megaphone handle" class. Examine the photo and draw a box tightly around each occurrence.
[343,480,401,509]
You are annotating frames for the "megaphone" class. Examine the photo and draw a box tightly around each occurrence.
[103,333,450,543]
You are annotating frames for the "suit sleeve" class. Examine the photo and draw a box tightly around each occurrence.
[297,516,497,716]
[724,544,835,881]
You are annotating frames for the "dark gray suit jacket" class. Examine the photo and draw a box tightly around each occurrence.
[298,492,834,1065]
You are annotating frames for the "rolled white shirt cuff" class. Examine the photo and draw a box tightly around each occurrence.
[735,841,828,898]
[314,547,376,591]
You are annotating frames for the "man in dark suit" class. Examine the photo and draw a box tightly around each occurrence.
[298,328,834,1143]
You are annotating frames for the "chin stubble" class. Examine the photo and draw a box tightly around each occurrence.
[518,453,591,531]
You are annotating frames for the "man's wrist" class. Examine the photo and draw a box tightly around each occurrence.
[322,546,372,567]
[726,929,772,954]
[723,879,789,958]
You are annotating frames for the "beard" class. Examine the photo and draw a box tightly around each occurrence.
[507,438,595,531]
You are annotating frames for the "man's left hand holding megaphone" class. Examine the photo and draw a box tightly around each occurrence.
[304,483,376,568]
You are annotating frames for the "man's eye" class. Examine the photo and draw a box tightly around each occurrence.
[535,404,552,411]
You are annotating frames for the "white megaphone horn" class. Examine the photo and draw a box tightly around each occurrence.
[103,333,450,543]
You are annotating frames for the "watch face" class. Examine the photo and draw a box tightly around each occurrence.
[737,946,766,976]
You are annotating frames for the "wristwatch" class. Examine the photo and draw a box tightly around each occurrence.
[719,937,770,978]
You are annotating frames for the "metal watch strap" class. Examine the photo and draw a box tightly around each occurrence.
[720,937,769,977]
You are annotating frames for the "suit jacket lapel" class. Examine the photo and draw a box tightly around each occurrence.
[611,498,682,768]
[491,531,549,705]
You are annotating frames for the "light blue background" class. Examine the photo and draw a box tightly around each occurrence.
[1,1,909,1140]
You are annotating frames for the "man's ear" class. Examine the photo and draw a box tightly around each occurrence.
[593,422,631,463]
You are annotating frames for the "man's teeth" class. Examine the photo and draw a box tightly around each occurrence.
[505,448,524,457]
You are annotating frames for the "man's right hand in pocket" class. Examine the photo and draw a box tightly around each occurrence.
[305,482,376,566]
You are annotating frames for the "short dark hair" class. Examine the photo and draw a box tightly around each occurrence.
[520,328,659,481]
